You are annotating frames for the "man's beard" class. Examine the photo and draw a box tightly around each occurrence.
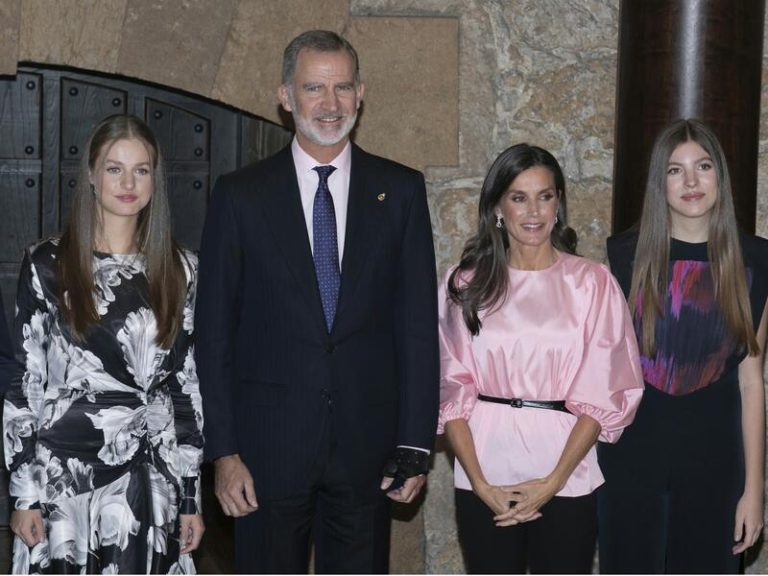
[293,110,358,147]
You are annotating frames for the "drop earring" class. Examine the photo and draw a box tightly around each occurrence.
[495,214,504,229]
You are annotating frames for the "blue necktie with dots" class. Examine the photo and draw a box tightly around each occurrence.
[312,165,339,333]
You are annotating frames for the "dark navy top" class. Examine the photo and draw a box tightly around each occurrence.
[607,232,768,396]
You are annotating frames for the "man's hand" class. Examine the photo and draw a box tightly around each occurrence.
[10,509,44,547]
[214,454,259,517]
[380,447,430,503]
[381,474,426,503]
[179,513,205,553]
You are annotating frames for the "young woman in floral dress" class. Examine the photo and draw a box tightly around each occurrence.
[4,114,204,574]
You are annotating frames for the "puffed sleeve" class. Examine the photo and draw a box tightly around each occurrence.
[3,249,48,511]
[565,264,644,443]
[437,270,480,434]
[167,251,204,514]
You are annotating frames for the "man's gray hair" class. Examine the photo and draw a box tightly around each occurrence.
[282,30,360,85]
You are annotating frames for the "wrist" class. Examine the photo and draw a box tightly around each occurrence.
[10,496,41,511]
[382,447,430,479]
[743,481,765,497]
[215,453,241,467]
[180,477,200,515]
[545,470,567,493]
[470,477,490,493]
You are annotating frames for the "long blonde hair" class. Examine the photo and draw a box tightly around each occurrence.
[629,118,758,357]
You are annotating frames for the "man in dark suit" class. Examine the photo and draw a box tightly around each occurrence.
[196,30,439,574]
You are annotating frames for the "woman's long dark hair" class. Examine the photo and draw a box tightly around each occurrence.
[448,143,577,335]
[57,114,186,348]
[629,118,758,356]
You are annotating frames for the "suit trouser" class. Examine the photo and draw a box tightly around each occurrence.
[234,409,391,574]
[455,487,598,574]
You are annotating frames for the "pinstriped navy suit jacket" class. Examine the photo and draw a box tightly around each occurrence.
[196,143,439,500]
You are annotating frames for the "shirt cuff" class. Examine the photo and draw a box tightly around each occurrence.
[397,444,431,455]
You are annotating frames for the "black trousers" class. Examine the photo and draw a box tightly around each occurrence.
[455,487,598,574]
[233,413,391,574]
[598,382,743,574]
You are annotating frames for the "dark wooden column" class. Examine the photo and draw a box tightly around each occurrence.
[612,0,765,234]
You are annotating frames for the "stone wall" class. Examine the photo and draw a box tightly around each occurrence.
[2,0,768,572]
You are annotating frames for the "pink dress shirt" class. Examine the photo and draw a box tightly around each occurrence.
[438,252,644,496]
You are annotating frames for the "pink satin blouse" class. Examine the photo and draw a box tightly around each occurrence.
[438,252,644,495]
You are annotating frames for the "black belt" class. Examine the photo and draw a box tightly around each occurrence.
[477,393,571,414]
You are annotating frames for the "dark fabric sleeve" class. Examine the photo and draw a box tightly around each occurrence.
[195,174,243,462]
[3,249,47,510]
[0,289,16,395]
[168,253,204,514]
[606,231,638,300]
[741,233,768,330]
[393,171,440,451]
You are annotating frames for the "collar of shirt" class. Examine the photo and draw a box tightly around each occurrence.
[291,138,352,265]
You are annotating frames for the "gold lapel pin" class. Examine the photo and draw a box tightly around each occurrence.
[377,193,386,202]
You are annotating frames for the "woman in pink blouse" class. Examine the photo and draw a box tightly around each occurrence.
[439,143,644,574]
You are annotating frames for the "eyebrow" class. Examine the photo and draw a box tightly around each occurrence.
[301,81,355,88]
[507,187,556,194]
[104,159,151,166]
[668,156,712,165]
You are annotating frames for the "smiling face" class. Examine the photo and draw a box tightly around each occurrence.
[665,140,718,234]
[91,137,153,228]
[278,48,364,162]
[496,165,559,252]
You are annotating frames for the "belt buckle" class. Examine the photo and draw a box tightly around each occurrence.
[510,398,523,408]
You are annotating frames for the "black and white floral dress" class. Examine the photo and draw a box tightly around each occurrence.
[3,238,203,574]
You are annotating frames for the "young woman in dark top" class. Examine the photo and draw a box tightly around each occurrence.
[598,118,768,573]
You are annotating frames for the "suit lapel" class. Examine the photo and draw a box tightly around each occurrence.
[260,147,328,334]
[336,146,382,325]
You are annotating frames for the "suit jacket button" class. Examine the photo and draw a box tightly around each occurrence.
[326,343,335,353]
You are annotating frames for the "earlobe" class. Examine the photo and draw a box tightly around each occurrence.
[357,82,366,107]
[278,85,293,112]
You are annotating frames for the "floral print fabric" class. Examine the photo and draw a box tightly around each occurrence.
[3,238,203,574]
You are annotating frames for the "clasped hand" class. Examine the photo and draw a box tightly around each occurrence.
[476,476,559,527]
